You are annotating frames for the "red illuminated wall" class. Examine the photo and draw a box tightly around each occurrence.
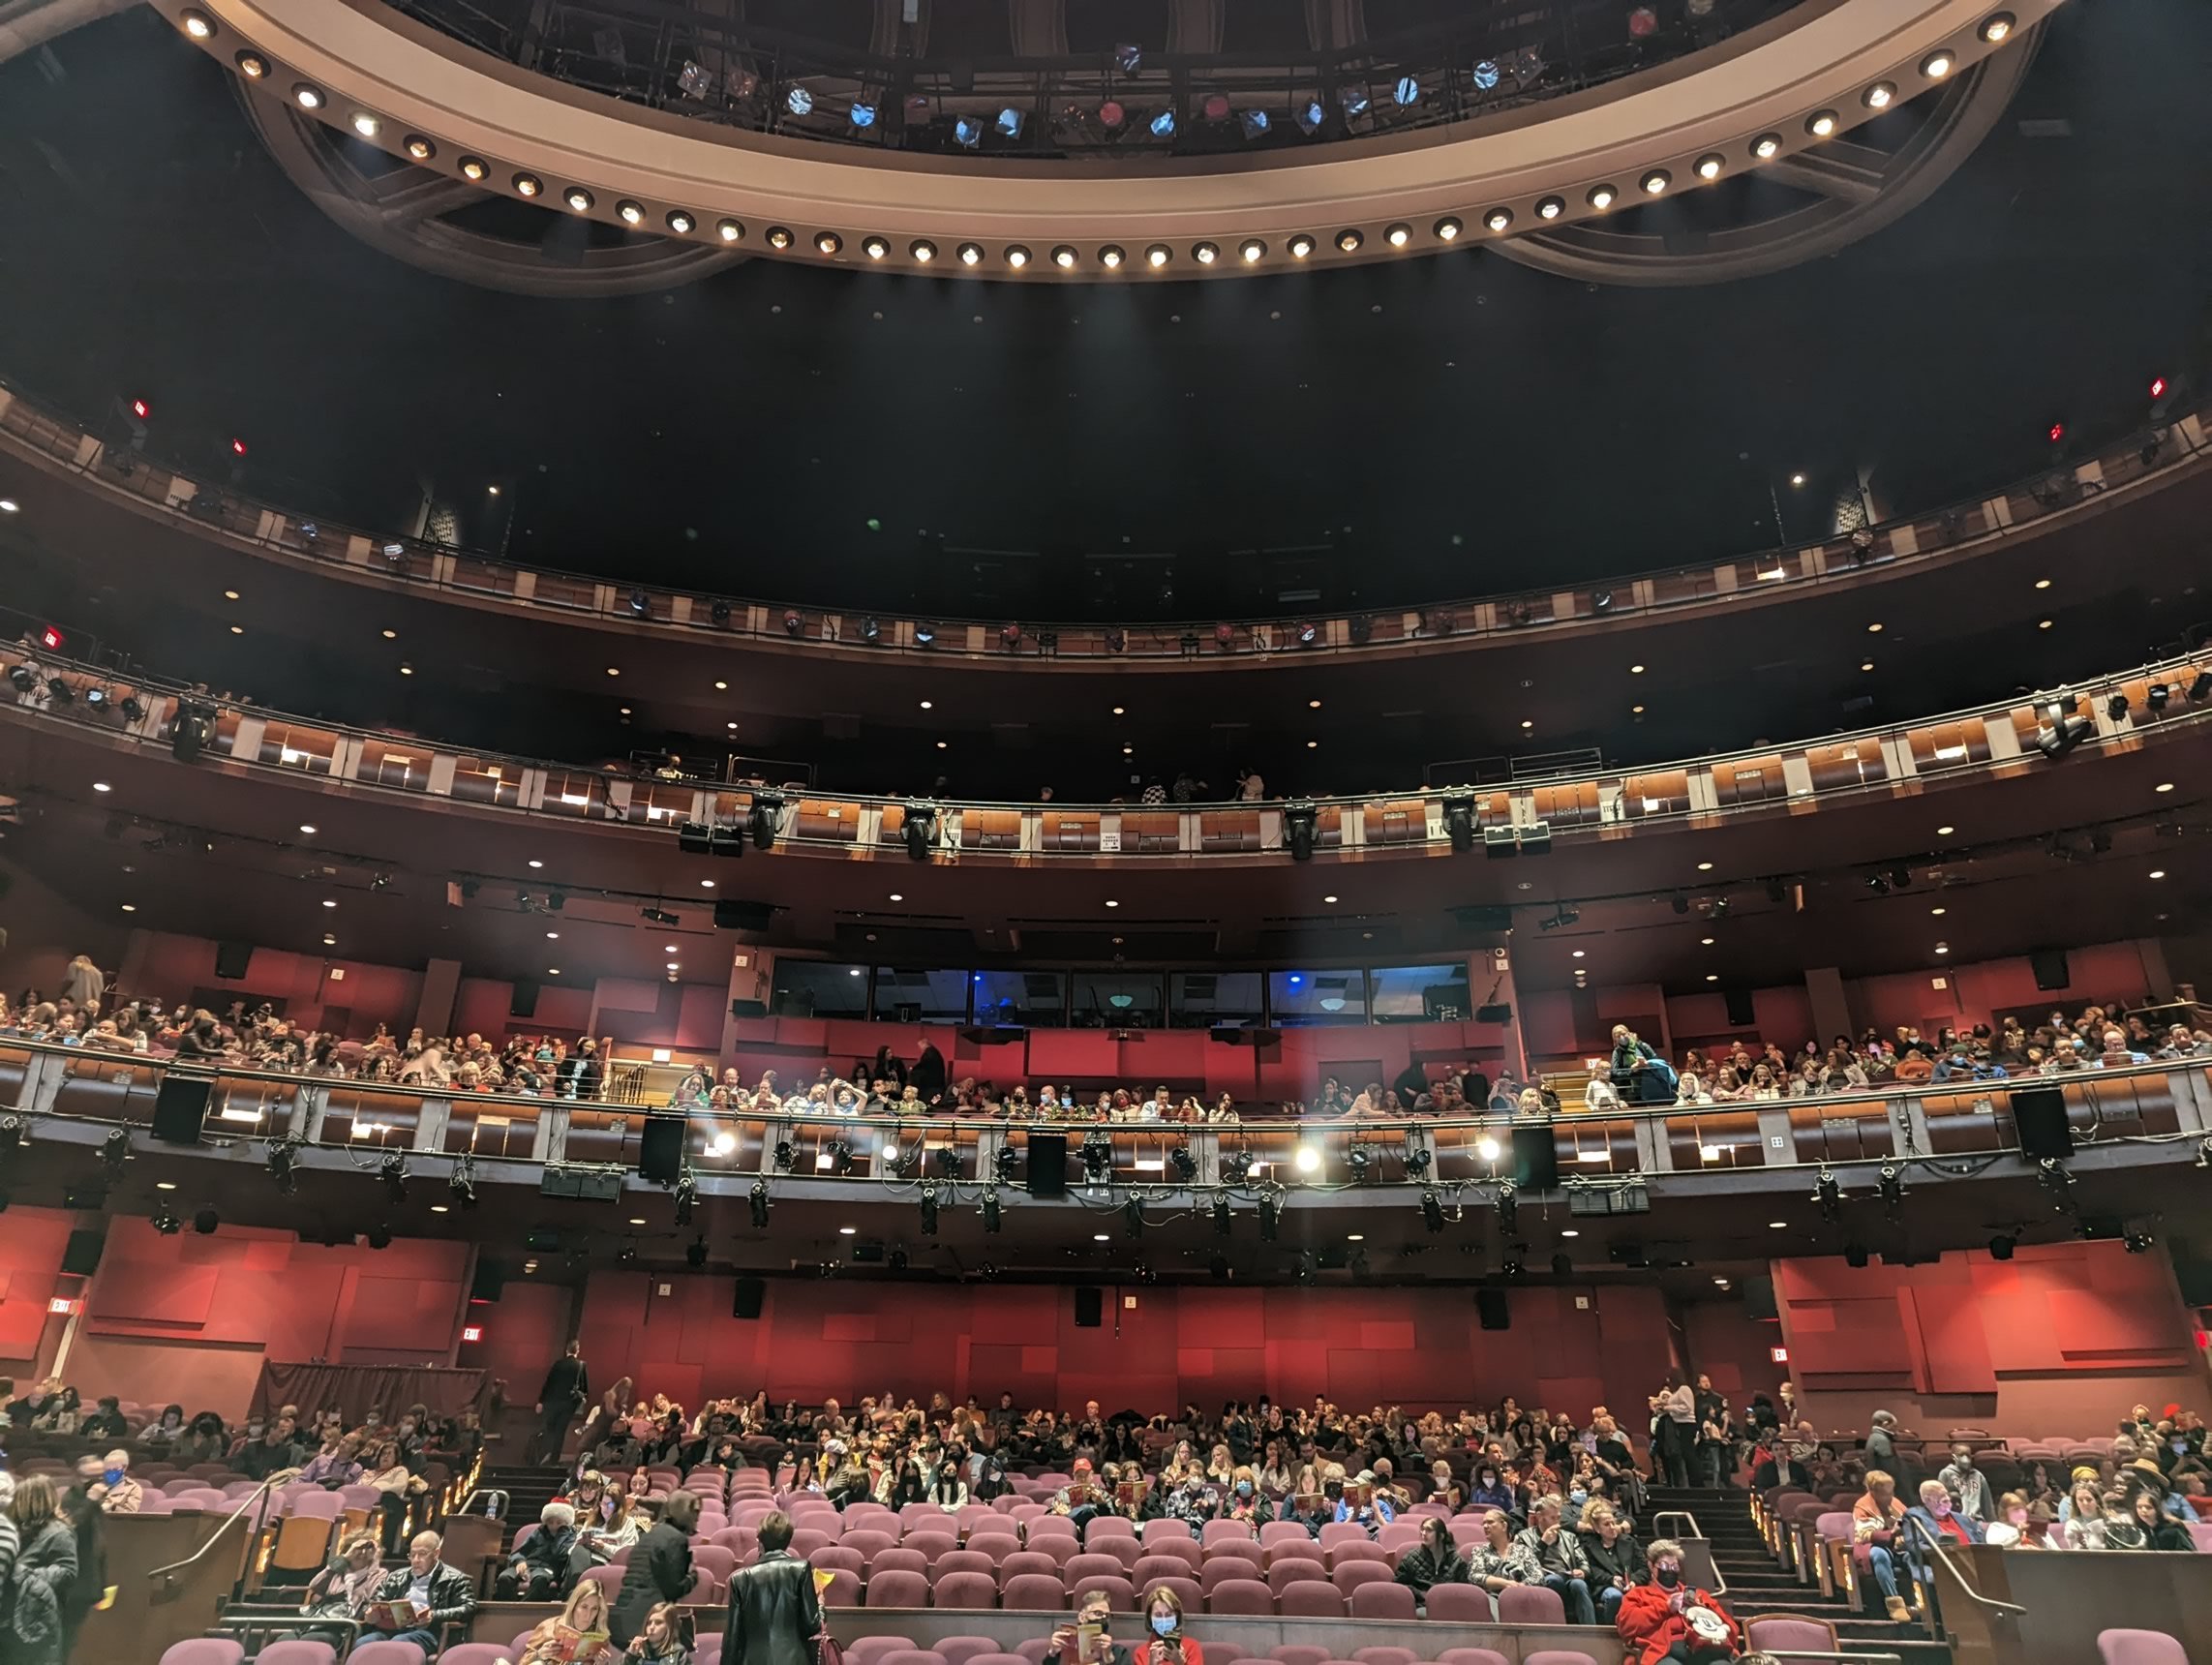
[1773,1240,2202,1437]
[1680,1296,1791,1403]
[573,1275,1676,1418]
[0,1205,78,1381]
[0,860,129,1010]
[119,929,425,1037]
[1844,941,2154,1040]
[35,1218,474,1419]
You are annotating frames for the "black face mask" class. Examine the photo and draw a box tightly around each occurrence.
[1654,1567,1682,1589]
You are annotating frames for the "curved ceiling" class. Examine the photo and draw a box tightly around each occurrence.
[166,0,2053,277]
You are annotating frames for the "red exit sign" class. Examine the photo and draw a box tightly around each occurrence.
[461,1324,484,1344]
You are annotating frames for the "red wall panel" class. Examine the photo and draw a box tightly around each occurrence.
[0,1208,76,1369]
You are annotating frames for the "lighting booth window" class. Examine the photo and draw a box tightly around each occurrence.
[1371,963,1470,1023]
[1270,969,1369,1026]
[1170,970,1264,1029]
[871,967,970,1023]
[971,969,1066,1027]
[1073,971,1166,1029]
[771,960,872,1018]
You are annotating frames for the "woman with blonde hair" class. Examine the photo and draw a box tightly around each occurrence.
[520,1577,616,1664]
[625,1600,691,1663]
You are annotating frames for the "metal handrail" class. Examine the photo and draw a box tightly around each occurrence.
[1650,1511,1726,1594]
[144,1474,284,1589]
[1903,1515,2027,1617]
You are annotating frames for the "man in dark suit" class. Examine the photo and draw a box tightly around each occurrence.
[725,1509,822,1665]
[532,1339,591,1465]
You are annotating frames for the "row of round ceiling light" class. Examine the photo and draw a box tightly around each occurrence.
[194,8,2016,263]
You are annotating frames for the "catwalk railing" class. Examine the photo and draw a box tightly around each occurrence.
[5,636,2208,864]
[7,1037,2209,1196]
[1,379,2204,667]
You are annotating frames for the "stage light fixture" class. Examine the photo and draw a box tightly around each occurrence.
[1124,1196,1145,1238]
[1421,1191,1445,1232]
[1441,789,1477,852]
[903,801,940,861]
[748,791,783,850]
[379,1152,409,1201]
[2124,1229,2155,1255]
[153,1202,182,1234]
[919,1183,940,1235]
[193,1205,220,1235]
[1169,1142,1197,1182]
[1294,1142,1320,1174]
[1814,1167,1841,1221]
[674,1167,697,1223]
[1497,1184,1519,1236]
[1284,800,1318,861]
[1347,1144,1372,1180]
[1082,1130,1114,1182]
[1296,100,1326,134]
[0,1114,18,1155]
[1877,1162,1904,1217]
[1987,1231,2016,1261]
[449,1153,478,1209]
[1406,1145,1432,1177]
[785,85,814,115]
[100,1127,130,1178]
[849,102,877,129]
[685,1235,708,1268]
[1221,1148,1253,1187]
[954,117,982,148]
[1239,109,1269,138]
[1213,1193,1232,1235]
[1258,1191,1280,1241]
[2036,1156,2074,1212]
[994,1144,1018,1181]
[983,1189,1002,1232]
[749,1180,772,1227]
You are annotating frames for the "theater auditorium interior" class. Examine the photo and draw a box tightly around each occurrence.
[0,0,2210,1663]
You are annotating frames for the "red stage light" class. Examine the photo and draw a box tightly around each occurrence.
[40,625,63,651]
[2047,421,2065,443]
[2149,376,2167,400]
[131,398,150,420]
[231,438,248,456]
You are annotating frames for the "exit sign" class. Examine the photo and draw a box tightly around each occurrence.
[47,1296,77,1316]
[461,1324,484,1344]
[1770,1346,1789,1364]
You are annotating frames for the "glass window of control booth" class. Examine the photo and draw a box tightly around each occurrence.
[871,969,969,1022]
[1370,962,1470,1022]
[1270,970,1369,1025]
[1073,971,1166,1029]
[971,969,1066,1027]
[1170,971,1264,1028]
[773,960,871,1017]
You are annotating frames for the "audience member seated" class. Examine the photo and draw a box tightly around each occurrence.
[1936,1444,1997,1523]
[629,1600,693,1665]
[1466,1507,1538,1606]
[1907,1478,1983,1551]
[1516,1494,1597,1624]
[500,1500,587,1600]
[1616,1538,1741,1665]
[1048,1588,1134,1665]
[357,1529,476,1657]
[516,1580,617,1665]
[1395,1516,1473,1606]
[1851,1471,1915,1622]
[1134,1585,1201,1665]
[300,1529,384,1647]
[1582,1501,1647,1626]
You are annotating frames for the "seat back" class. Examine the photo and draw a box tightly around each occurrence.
[347,1646,429,1665]
[1349,1584,1416,1620]
[1002,1573,1069,1611]
[1278,1579,1347,1618]
[1522,1652,1601,1665]
[2097,1633,2191,1665]
[256,1646,340,1665]
[1745,1617,1838,1655]
[157,1645,248,1665]
[934,1570,1001,1609]
[1424,1586,1494,1623]
[1206,1578,1274,1615]
[868,1568,931,1608]
[1498,1584,1568,1624]
[1072,1574,1136,1612]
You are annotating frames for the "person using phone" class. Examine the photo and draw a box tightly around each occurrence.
[1049,1588,1132,1665]
[1132,1586,1203,1665]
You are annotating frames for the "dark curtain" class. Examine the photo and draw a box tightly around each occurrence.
[254,1362,487,1425]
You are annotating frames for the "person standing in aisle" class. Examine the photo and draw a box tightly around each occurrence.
[533,1338,591,1465]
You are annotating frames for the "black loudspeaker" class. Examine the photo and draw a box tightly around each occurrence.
[1027,1134,1068,1198]
[733,1277,766,1319]
[510,978,540,1017]
[1476,1288,1511,1330]
[2012,1086,2074,1159]
[1074,1286,1104,1328]
[1474,1003,1513,1024]
[151,1076,212,1144]
[469,1261,505,1303]
[2029,948,2071,992]
[213,940,253,981]
[1511,1124,1559,1192]
[1741,1273,1778,1321]
[730,998,768,1018]
[2173,1257,2212,1309]
[1724,986,1756,1027]
[638,1116,686,1183]
[713,899,775,931]
[60,1227,106,1276]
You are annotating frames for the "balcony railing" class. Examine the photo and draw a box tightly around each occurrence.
[5,637,2207,866]
[1,377,2203,667]
[7,1037,2208,1196]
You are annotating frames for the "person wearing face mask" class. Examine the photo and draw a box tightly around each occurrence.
[1224,1466,1267,1524]
[930,1458,969,1512]
[95,1449,141,1514]
[1906,1480,1982,1553]
[1051,1588,1133,1665]
[1165,1465,1219,1527]
[1615,1540,1741,1665]
[1468,1463,1516,1518]
[1982,1491,2032,1547]
[1394,1516,1473,1607]
[1132,1585,1203,1665]
[1936,1443,1995,1523]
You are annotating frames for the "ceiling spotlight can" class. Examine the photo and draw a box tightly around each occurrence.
[458,155,487,180]
[1239,238,1267,262]
[563,186,593,211]
[1193,241,1218,264]
[513,172,542,197]
[1922,49,1954,76]
[813,229,841,254]
[1385,223,1411,247]
[1335,227,1363,252]
[1806,109,1838,136]
[1751,132,1782,158]
[351,111,380,137]
[180,8,214,37]
[235,49,267,76]
[1979,12,2015,41]
[1051,245,1077,267]
[864,235,889,259]
[1288,233,1315,258]
[1482,207,1511,232]
[292,83,325,109]
[766,226,793,249]
[1005,244,1030,267]
[1863,80,1895,107]
[1535,196,1565,220]
[666,210,695,233]
[404,135,436,160]
[716,218,744,242]
[957,242,984,266]
[909,238,935,261]
[1434,216,1463,241]
[1641,168,1671,195]
[617,199,645,225]
[1144,243,1170,267]
[1096,244,1124,268]
[1587,183,1617,209]
[1695,153,1724,179]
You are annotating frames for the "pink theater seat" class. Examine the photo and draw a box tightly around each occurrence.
[1002,1574,1070,1611]
[820,1568,864,1607]
[1201,1521,1257,1548]
[1138,1537,1197,1569]
[1085,1516,1137,1543]
[878,1649,949,1665]
[1073,1575,1136,1612]
[1422,1586,1496,1623]
[1378,1525,1421,1557]
[1350,1585,1416,1621]
[936,1639,1003,1665]
[868,1569,931,1608]
[1436,1651,1510,1665]
[1206,1647,1249,1665]
[1330,1561,1392,1598]
[1199,1559,1260,1596]
[902,1504,950,1529]
[1744,1618,1836,1655]
[1265,1559,1328,1597]
[933,1571,1001,1610]
[1272,1646,1331,1665]
[1015,1644,1055,1665]
[907,1532,961,1564]
[1324,1541,1388,1571]
[792,1530,837,1559]
[1002,1552,1062,1584]
[155,1645,245,1665]
[1278,1580,1347,1619]
[1522,1653,1600,1665]
[813,1548,864,1580]
[1134,1556,1195,1589]
[434,1650,508,1665]
[964,1653,1031,1665]
[1317,1524,1371,1551]
[1141,1520,1194,1545]
[935,1551,998,1581]
[847,1638,920,1665]
[1066,1554,1127,1588]
[845,1530,899,1562]
[1206,1538,1263,1566]
[1028,1517,1078,1542]
[1258,1522,1314,1548]
[872,1549,930,1578]
[1206,1579,1275,1616]
[2097,1633,2191,1665]
[346,1646,429,1665]
[1497,1585,1567,1625]
[695,1641,724,1665]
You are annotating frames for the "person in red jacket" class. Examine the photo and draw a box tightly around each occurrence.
[1616,1539,1742,1665]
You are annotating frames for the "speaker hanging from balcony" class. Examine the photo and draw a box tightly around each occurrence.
[733,1277,766,1319]
[1073,1286,1104,1327]
[638,1115,686,1183]
[1476,1288,1511,1330]
[1027,1134,1068,1198]
[151,1076,212,1145]
[1511,1124,1559,1192]
[213,941,253,981]
[509,978,540,1017]
[2011,1086,2074,1160]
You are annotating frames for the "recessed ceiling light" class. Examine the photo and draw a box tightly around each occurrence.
[351,111,380,137]
[1861,661,1875,672]
[1936,825,1954,835]
[513,172,541,197]
[121,903,136,913]
[1863,82,1895,109]
[1866,621,1883,632]
[839,1226,857,1236]
[701,879,715,888]
[223,589,240,600]
[529,859,543,868]
[1347,1233,1365,1242]
[1240,239,1267,262]
[1922,50,1954,77]
[629,1217,648,1226]
[2155,782,2173,793]
[2038,619,2052,629]
[1806,110,1838,137]
[381,628,397,639]
[1385,224,1411,247]
[1980,13,2015,44]
[180,8,214,37]
[2149,869,2167,880]
[1308,699,1322,709]
[156,1180,175,1191]
[564,188,593,212]
[714,681,728,690]
[1706,974,1719,983]
[547,968,560,975]
[1696,154,1724,180]
[1323,895,1338,904]
[1308,739,1319,748]
[546,931,560,940]
[229,624,244,634]
[93,781,110,793]
[1934,944,1950,954]
[1587,184,1617,209]
[321,898,337,908]
[1696,862,1712,871]
[1572,950,1585,958]
[1105,899,1119,908]
[1700,937,1714,946]
[1630,664,1645,674]
[606,666,621,676]
[0,498,16,513]
[890,893,903,902]
[1093,1233,1111,1243]
[919,700,932,710]
[935,740,948,749]
[1640,169,1671,195]
[718,219,744,243]
[1559,1229,1578,1238]
[2034,578,2051,589]
[1751,133,1781,159]
[1288,234,1315,258]
[1929,907,1945,917]
[299,823,317,834]
[667,210,696,234]
[430,1203,448,1214]
[293,83,324,109]
[1521,720,1533,730]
